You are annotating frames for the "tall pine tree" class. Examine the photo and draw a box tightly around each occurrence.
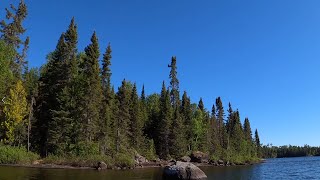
[168,56,180,107]
[81,31,103,142]
[157,82,172,159]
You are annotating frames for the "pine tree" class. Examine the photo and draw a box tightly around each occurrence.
[82,31,103,142]
[140,85,148,125]
[157,82,172,159]
[169,106,186,158]
[33,34,67,155]
[226,102,234,134]
[115,79,131,152]
[229,110,244,152]
[0,0,29,77]
[198,98,204,112]
[255,129,261,157]
[100,43,113,154]
[209,104,220,155]
[181,91,192,151]
[215,97,227,149]
[243,117,254,157]
[168,56,180,106]
[243,118,252,142]
[129,83,143,151]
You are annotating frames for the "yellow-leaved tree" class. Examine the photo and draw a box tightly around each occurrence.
[2,80,28,145]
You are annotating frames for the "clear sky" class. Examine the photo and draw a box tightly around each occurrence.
[1,0,320,146]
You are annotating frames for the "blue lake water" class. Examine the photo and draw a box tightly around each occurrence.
[0,156,319,180]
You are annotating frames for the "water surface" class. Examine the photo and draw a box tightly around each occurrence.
[0,156,319,180]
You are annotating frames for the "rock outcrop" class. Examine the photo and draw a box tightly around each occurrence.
[190,151,209,163]
[163,161,207,180]
[135,153,147,165]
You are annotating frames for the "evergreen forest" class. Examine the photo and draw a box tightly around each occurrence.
[0,1,265,166]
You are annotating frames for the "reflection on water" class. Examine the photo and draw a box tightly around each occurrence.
[1,156,320,180]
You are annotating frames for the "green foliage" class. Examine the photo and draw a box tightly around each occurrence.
[69,141,99,157]
[114,153,135,168]
[255,129,261,157]
[141,138,157,160]
[169,107,186,158]
[157,82,172,159]
[0,0,29,76]
[2,80,28,145]
[115,80,131,152]
[81,31,103,142]
[129,84,144,151]
[169,56,180,106]
[0,40,15,98]
[0,144,39,164]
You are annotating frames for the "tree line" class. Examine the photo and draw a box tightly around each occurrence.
[261,144,320,158]
[0,1,261,162]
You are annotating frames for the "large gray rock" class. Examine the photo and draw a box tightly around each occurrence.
[163,161,207,180]
[190,151,209,163]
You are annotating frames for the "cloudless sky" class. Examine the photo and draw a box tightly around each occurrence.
[2,0,320,146]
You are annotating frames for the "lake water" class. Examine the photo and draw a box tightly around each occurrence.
[0,156,319,180]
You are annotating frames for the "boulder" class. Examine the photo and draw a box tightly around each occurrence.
[217,160,224,165]
[135,153,147,164]
[163,161,207,180]
[190,151,209,163]
[180,156,191,162]
[97,161,107,170]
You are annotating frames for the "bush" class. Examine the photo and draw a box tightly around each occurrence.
[0,144,39,164]
[114,153,135,168]
[69,141,99,156]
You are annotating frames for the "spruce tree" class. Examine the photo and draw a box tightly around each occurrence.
[169,106,186,158]
[115,79,131,152]
[169,56,180,106]
[243,117,254,157]
[255,129,261,157]
[33,34,66,155]
[140,85,148,124]
[129,83,143,151]
[209,104,220,155]
[82,32,103,142]
[100,43,112,154]
[229,110,244,152]
[243,118,252,142]
[215,97,227,149]
[157,82,171,159]
[181,91,192,151]
[198,98,204,112]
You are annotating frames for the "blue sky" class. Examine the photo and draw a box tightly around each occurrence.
[2,0,320,146]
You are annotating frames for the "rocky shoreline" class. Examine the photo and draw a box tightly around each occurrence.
[0,151,265,171]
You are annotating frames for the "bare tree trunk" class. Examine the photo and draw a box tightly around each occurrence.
[27,97,34,152]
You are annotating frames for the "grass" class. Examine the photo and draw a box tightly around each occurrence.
[0,144,39,164]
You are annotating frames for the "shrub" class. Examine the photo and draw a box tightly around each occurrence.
[0,144,39,164]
